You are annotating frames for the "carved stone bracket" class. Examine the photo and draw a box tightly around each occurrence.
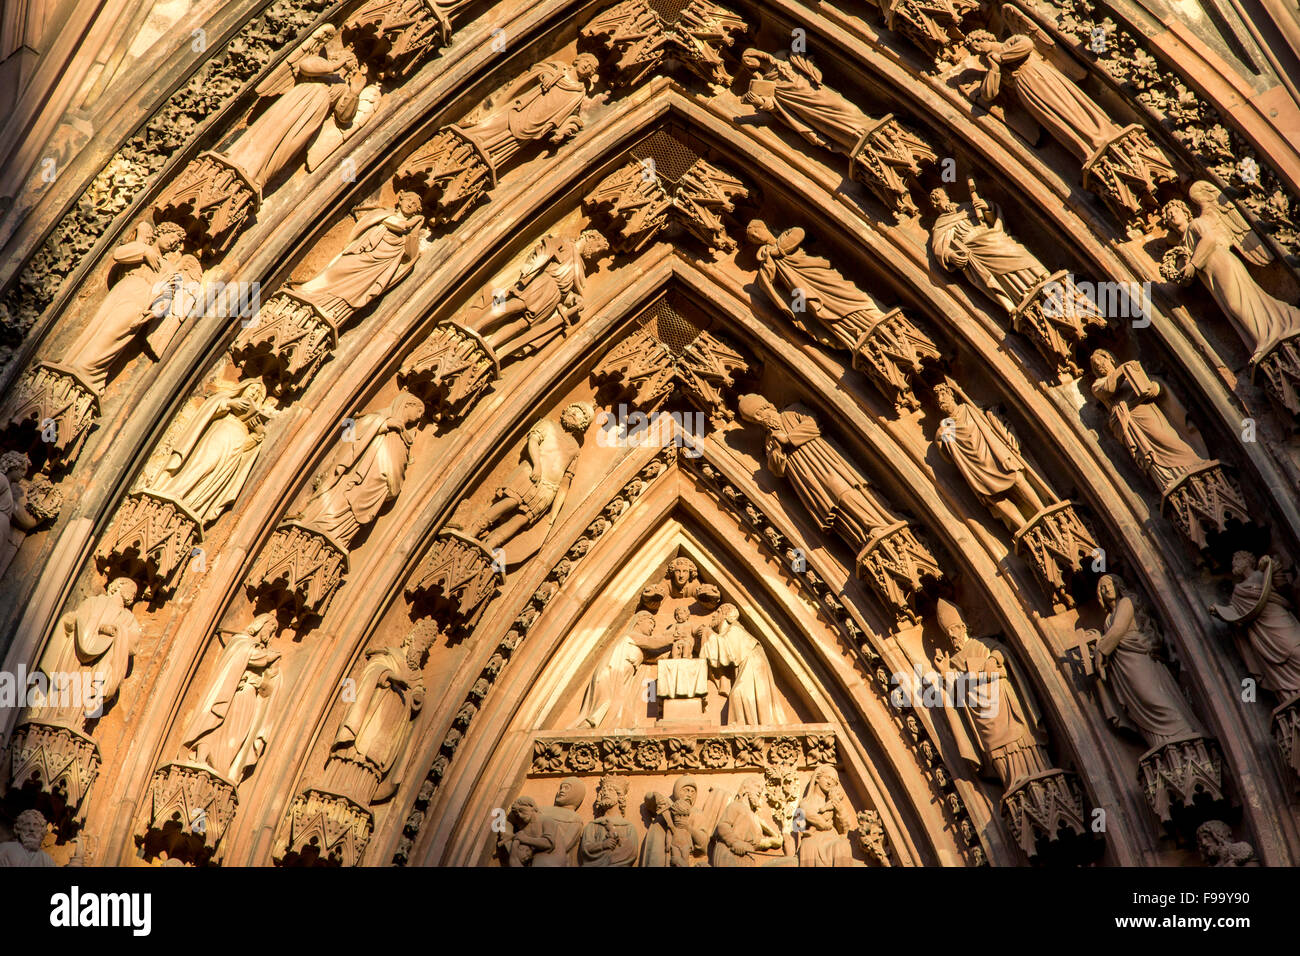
[1011,271,1106,381]
[1081,124,1178,233]
[875,0,976,58]
[151,151,261,257]
[229,290,338,397]
[406,529,504,631]
[4,721,101,832]
[1137,735,1228,826]
[1160,461,1250,551]
[135,761,237,865]
[848,114,934,219]
[1012,501,1098,608]
[245,520,349,619]
[585,130,748,254]
[398,322,499,421]
[274,788,374,867]
[581,0,747,87]
[999,768,1090,861]
[0,362,99,464]
[1250,329,1300,421]
[96,491,202,598]
[345,0,460,76]
[1271,695,1300,780]
[531,728,839,775]
[855,521,943,625]
[852,308,942,411]
[397,125,493,226]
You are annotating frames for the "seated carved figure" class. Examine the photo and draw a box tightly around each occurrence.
[711,776,786,866]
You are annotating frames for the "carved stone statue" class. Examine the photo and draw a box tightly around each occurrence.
[60,221,200,394]
[738,392,940,619]
[966,30,1174,227]
[1196,820,1257,866]
[746,220,939,410]
[1209,552,1300,700]
[28,578,141,729]
[711,776,785,866]
[398,54,599,223]
[699,604,786,725]
[181,613,281,781]
[580,775,638,866]
[640,776,708,866]
[576,610,672,728]
[225,29,361,191]
[1085,575,1202,747]
[1164,186,1300,416]
[1089,350,1247,547]
[795,765,855,866]
[0,450,52,579]
[293,191,425,321]
[144,379,269,525]
[532,777,587,867]
[741,48,934,216]
[933,599,1051,789]
[929,182,1102,378]
[464,402,593,550]
[293,391,424,549]
[330,623,435,803]
[499,796,546,866]
[932,380,1053,534]
[0,810,56,867]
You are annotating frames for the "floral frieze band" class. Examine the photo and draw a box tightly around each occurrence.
[530,727,839,776]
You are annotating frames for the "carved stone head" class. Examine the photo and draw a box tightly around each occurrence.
[577,229,609,261]
[671,776,698,808]
[928,187,956,213]
[12,809,47,851]
[737,393,779,430]
[106,577,140,607]
[667,556,698,592]
[561,402,594,435]
[153,221,187,252]
[735,776,764,810]
[1096,573,1125,610]
[1089,349,1117,378]
[1196,819,1232,859]
[0,450,30,481]
[390,390,426,430]
[932,380,958,415]
[248,612,277,645]
[713,602,740,632]
[554,776,587,810]
[966,29,997,54]
[396,190,423,216]
[572,52,599,81]
[595,775,629,816]
[509,795,538,828]
[632,609,656,635]
[1161,199,1191,237]
[745,219,776,247]
[935,598,968,651]
[1230,550,1257,580]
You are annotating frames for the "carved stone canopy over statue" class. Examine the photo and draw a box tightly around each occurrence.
[181,613,281,782]
[1163,186,1300,417]
[1089,350,1249,549]
[737,392,941,620]
[928,182,1103,379]
[1209,552,1300,701]
[345,0,472,74]
[746,220,940,410]
[965,30,1176,230]
[741,48,935,217]
[398,54,600,223]
[581,0,747,88]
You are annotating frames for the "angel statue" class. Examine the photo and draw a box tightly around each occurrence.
[1163,183,1300,411]
[225,25,363,191]
[741,47,934,216]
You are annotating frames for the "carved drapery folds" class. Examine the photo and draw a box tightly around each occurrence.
[741,48,935,219]
[928,181,1105,380]
[747,220,941,411]
[397,54,599,225]
[344,0,471,76]
[581,0,747,88]
[738,393,941,623]
[400,230,608,420]
[586,129,748,254]
[245,391,423,619]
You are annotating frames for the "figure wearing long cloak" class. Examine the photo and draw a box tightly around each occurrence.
[533,805,584,867]
[145,386,265,525]
[753,226,886,351]
[700,621,786,725]
[580,814,638,866]
[295,411,413,548]
[1092,360,1209,492]
[711,792,783,867]
[459,61,590,170]
[763,405,895,555]
[796,769,855,866]
[944,636,1050,787]
[936,401,1051,509]
[576,619,669,728]
[333,645,424,801]
[227,55,358,190]
[983,35,1115,161]
[1215,561,1300,698]
[1094,593,1201,748]
[463,233,590,355]
[930,204,1049,313]
[1185,215,1300,361]
[182,626,281,780]
[31,589,140,728]
[62,241,202,394]
[296,206,423,322]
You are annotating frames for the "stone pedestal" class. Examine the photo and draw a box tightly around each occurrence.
[396,125,494,225]
[1251,329,1300,421]
[1000,768,1091,862]
[1161,462,1250,551]
[1013,502,1098,610]
[274,788,374,867]
[848,113,927,218]
[1011,271,1105,382]
[151,150,260,256]
[851,307,940,411]
[0,362,99,464]
[229,290,338,396]
[856,520,942,625]
[398,322,499,422]
[406,529,503,630]
[244,521,349,619]
[135,761,237,866]
[1137,735,1228,826]
[1082,124,1177,233]
[5,721,101,833]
